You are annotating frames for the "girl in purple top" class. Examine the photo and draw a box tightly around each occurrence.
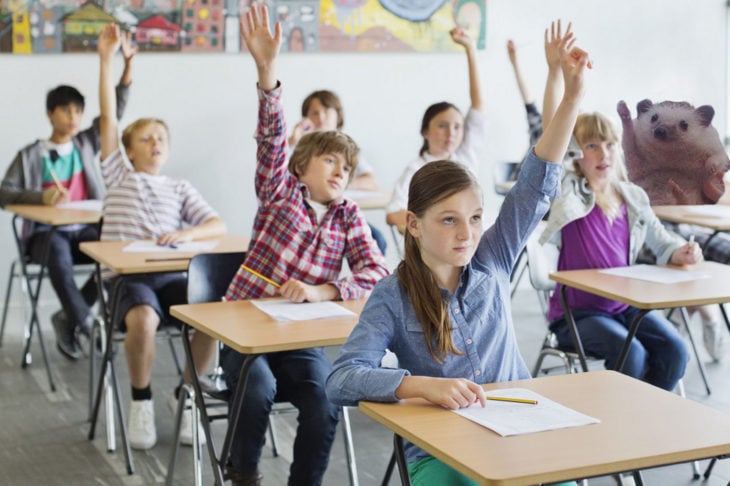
[540,112,700,390]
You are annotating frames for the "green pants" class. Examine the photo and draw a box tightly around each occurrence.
[407,456,577,486]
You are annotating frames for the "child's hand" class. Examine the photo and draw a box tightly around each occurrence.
[98,23,121,59]
[240,4,282,90]
[544,20,573,71]
[279,279,338,303]
[289,118,315,146]
[120,30,138,63]
[156,230,193,247]
[42,187,69,206]
[560,45,591,104]
[450,27,475,50]
[506,39,517,65]
[671,241,703,266]
[421,377,487,410]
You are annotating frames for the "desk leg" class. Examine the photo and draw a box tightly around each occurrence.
[14,219,55,391]
[679,307,712,395]
[559,285,589,372]
[392,434,412,486]
[615,310,649,373]
[719,303,730,334]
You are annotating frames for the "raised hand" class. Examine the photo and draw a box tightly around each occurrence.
[560,44,592,104]
[120,29,138,63]
[506,39,517,65]
[544,20,573,71]
[450,26,475,51]
[240,4,282,90]
[98,23,121,59]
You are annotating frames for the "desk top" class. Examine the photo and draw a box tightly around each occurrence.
[79,235,250,274]
[170,297,366,354]
[549,261,730,309]
[344,189,390,210]
[653,204,730,231]
[359,370,730,485]
[5,204,102,226]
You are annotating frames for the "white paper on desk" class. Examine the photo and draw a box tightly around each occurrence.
[452,388,600,437]
[251,300,356,321]
[598,264,710,284]
[121,239,219,253]
[56,199,103,212]
[682,206,730,218]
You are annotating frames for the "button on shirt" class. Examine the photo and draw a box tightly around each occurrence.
[326,151,562,464]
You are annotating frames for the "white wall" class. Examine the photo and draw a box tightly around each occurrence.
[0,0,726,275]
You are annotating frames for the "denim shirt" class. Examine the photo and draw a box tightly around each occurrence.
[326,151,562,464]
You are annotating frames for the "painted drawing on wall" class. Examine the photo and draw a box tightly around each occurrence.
[0,0,485,53]
[618,99,730,205]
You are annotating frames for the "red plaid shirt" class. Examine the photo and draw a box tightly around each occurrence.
[225,84,388,302]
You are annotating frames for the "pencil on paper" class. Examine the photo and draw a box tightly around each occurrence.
[242,265,281,288]
[486,395,538,405]
[48,168,64,191]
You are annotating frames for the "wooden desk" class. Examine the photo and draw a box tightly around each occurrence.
[170,297,366,486]
[344,189,390,210]
[550,261,730,376]
[652,205,730,232]
[79,235,250,275]
[3,204,102,392]
[360,370,730,486]
[494,180,516,195]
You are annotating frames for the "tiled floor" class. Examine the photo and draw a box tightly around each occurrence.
[1,281,730,485]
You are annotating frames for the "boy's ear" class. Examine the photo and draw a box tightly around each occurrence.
[405,211,420,238]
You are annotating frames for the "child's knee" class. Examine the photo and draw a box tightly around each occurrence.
[124,305,159,335]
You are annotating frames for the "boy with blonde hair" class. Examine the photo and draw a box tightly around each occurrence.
[220,6,388,485]
[97,23,226,450]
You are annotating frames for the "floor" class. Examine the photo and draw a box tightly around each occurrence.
[1,275,730,485]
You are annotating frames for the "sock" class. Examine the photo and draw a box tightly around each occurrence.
[131,385,152,401]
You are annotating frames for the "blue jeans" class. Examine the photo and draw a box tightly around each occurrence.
[551,307,688,391]
[369,224,387,256]
[220,346,340,486]
[27,225,99,327]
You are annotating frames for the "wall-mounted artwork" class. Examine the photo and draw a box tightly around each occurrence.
[0,0,485,54]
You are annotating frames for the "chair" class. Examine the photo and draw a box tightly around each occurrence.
[166,252,361,486]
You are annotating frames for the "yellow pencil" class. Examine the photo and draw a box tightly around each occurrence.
[48,167,64,192]
[486,395,538,405]
[242,265,281,288]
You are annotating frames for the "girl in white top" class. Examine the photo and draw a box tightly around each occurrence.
[386,26,486,233]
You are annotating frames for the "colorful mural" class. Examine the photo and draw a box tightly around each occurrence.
[0,0,485,53]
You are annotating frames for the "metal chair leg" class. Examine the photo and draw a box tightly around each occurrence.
[341,406,359,486]
[0,259,17,347]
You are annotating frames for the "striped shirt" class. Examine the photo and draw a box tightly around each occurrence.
[100,149,219,276]
[225,84,388,302]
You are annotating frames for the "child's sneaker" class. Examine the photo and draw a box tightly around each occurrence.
[51,310,81,360]
[128,399,156,450]
[168,392,206,446]
[702,320,728,362]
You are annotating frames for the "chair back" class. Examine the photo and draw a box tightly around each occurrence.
[186,252,246,304]
[524,229,559,316]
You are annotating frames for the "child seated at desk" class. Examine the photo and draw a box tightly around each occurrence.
[220,6,388,485]
[0,34,135,360]
[97,24,226,451]
[326,27,589,486]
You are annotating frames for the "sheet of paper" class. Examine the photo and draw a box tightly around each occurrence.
[56,199,103,212]
[598,264,710,284]
[452,388,600,437]
[251,300,356,321]
[121,239,219,253]
[682,206,730,219]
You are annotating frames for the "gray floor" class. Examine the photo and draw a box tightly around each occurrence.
[1,279,730,485]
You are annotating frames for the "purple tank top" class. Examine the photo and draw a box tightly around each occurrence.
[548,203,630,321]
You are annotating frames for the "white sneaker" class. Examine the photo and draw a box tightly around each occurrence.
[168,392,207,447]
[703,321,728,362]
[128,399,156,450]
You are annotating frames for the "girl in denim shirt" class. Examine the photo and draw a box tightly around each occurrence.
[326,37,591,486]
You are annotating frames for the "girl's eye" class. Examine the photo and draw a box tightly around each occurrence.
[443,217,455,224]
[471,215,482,223]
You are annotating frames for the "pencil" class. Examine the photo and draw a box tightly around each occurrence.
[486,395,538,405]
[242,265,281,288]
[48,168,64,191]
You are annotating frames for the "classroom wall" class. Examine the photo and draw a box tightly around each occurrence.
[0,0,726,291]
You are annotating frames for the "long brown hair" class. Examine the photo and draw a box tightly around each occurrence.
[397,160,480,363]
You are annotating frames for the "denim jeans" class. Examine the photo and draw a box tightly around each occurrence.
[27,225,99,327]
[551,306,688,391]
[220,346,340,486]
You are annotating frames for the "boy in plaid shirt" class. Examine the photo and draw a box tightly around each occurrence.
[221,6,388,485]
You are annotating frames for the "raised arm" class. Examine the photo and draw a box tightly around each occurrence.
[241,4,281,91]
[534,41,590,163]
[451,27,483,111]
[541,20,573,130]
[119,29,137,87]
[507,39,534,106]
[98,23,121,162]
